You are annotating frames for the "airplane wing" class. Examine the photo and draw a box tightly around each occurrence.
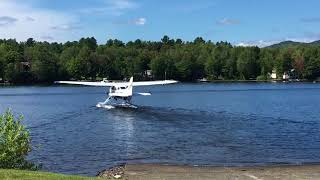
[132,80,178,86]
[54,81,125,87]
[55,79,178,87]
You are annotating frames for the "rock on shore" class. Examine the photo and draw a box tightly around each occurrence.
[97,165,125,179]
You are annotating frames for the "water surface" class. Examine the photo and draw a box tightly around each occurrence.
[1,83,320,176]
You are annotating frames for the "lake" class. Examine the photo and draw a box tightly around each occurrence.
[1,82,320,176]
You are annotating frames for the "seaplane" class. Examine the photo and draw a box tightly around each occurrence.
[55,77,178,109]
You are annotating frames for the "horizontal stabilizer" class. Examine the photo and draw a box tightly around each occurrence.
[136,92,152,96]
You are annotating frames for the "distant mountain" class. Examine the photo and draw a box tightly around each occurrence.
[266,40,320,48]
[310,40,320,45]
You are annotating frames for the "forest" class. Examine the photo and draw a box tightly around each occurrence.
[0,36,320,83]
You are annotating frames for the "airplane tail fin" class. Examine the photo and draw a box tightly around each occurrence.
[129,77,133,87]
[127,77,134,96]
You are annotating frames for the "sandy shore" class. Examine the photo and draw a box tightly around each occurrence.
[121,164,320,180]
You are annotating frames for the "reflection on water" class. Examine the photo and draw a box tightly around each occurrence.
[1,83,320,176]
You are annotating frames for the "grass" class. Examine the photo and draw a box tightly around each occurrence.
[0,169,101,180]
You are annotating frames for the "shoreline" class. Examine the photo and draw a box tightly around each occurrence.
[99,163,320,179]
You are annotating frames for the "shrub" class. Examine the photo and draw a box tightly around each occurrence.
[256,75,268,81]
[0,109,37,170]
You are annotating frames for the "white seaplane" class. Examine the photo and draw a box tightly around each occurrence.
[55,77,178,109]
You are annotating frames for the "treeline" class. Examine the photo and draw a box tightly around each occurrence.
[0,36,320,83]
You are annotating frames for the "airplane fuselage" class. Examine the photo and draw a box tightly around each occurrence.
[108,85,133,97]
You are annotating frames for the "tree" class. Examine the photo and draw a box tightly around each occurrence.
[175,52,195,81]
[223,48,238,79]
[275,48,293,76]
[150,56,166,80]
[1,36,320,83]
[193,37,205,44]
[0,110,37,170]
[26,38,35,47]
[161,35,170,44]
[30,44,58,82]
[206,43,232,79]
[237,47,260,79]
[0,44,4,79]
[176,39,183,45]
[0,62,3,81]
[66,46,92,79]
[303,47,320,79]
[3,50,22,83]
[260,49,274,76]
[58,46,79,80]
[106,39,124,47]
[79,37,97,51]
[292,50,305,78]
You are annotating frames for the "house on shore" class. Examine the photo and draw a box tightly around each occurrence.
[270,69,277,79]
[283,69,298,81]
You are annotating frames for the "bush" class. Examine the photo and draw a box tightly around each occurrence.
[0,110,37,170]
[256,75,268,81]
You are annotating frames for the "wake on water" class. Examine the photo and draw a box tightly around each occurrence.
[96,103,138,109]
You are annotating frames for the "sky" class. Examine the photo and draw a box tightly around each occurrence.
[0,0,320,47]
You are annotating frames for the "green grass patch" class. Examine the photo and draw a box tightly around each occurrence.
[0,169,101,180]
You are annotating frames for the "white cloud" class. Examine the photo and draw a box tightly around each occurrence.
[80,0,138,16]
[217,18,240,25]
[236,40,281,47]
[0,0,79,42]
[25,16,35,22]
[112,17,147,26]
[51,24,81,31]
[176,2,215,13]
[300,17,320,23]
[0,16,18,26]
[133,17,146,25]
[236,35,320,48]
[40,35,55,41]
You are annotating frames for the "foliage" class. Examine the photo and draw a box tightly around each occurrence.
[0,110,36,170]
[0,169,101,180]
[256,75,268,81]
[0,36,320,83]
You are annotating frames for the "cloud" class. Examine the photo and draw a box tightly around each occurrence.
[40,35,55,41]
[300,17,320,23]
[111,0,137,10]
[112,17,146,26]
[132,18,146,25]
[177,2,215,13]
[216,18,240,25]
[80,0,138,16]
[236,33,320,48]
[236,40,280,47]
[0,0,79,42]
[0,16,18,26]
[303,31,320,40]
[286,34,320,43]
[51,23,81,31]
[25,16,35,22]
